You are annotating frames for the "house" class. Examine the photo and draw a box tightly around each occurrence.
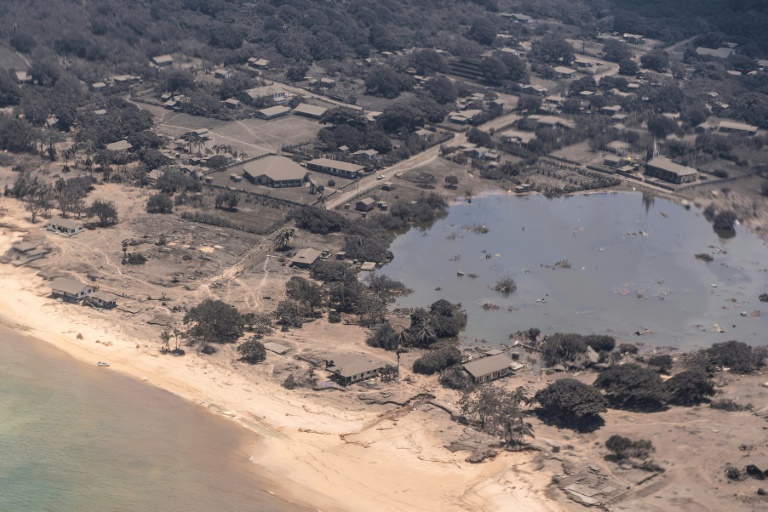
[360,261,377,271]
[326,354,388,386]
[355,197,376,212]
[242,155,309,188]
[105,140,133,152]
[256,105,291,120]
[528,115,576,130]
[93,109,108,116]
[716,120,759,136]
[318,77,336,88]
[46,218,84,236]
[604,155,629,168]
[515,183,534,193]
[307,158,364,179]
[152,54,174,67]
[223,98,242,110]
[623,34,644,44]
[247,58,270,69]
[553,66,577,79]
[352,149,379,160]
[605,140,630,155]
[414,128,433,140]
[245,84,287,104]
[463,354,514,384]
[645,157,698,184]
[521,84,548,96]
[51,278,95,301]
[292,103,328,119]
[501,13,533,23]
[263,342,291,355]
[15,70,32,84]
[111,74,140,85]
[500,129,536,146]
[1,242,50,266]
[696,47,735,59]
[214,68,232,79]
[290,248,322,268]
[574,58,594,69]
[88,291,118,309]
[448,109,483,125]
[90,82,107,92]
[600,105,622,116]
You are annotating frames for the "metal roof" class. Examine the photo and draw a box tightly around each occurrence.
[243,155,307,182]
[51,277,91,295]
[646,157,697,176]
[463,354,513,378]
[307,158,364,173]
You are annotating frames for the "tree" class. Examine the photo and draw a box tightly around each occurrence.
[215,191,239,211]
[605,435,654,461]
[273,228,295,251]
[703,340,762,374]
[647,115,678,139]
[88,199,118,227]
[364,66,413,98]
[603,40,633,63]
[467,128,492,147]
[0,70,22,107]
[286,65,309,82]
[618,59,639,76]
[493,277,517,294]
[183,299,244,350]
[425,76,458,105]
[460,385,533,449]
[238,339,267,364]
[664,370,715,406]
[594,364,667,412]
[532,35,574,64]
[468,18,497,46]
[285,276,323,313]
[480,56,507,86]
[445,175,459,188]
[640,50,670,72]
[713,210,737,232]
[274,299,305,328]
[534,379,607,431]
[146,193,173,214]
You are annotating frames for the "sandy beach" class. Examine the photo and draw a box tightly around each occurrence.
[0,208,559,512]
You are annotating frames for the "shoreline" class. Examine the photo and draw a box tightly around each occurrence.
[0,213,558,512]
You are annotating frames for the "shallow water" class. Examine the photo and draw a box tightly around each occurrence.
[0,325,305,512]
[380,192,768,349]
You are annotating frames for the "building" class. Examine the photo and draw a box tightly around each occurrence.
[51,278,95,301]
[553,66,577,79]
[91,82,107,92]
[290,248,322,268]
[256,105,291,120]
[326,354,388,386]
[600,105,622,116]
[247,57,270,69]
[105,140,133,152]
[15,70,32,84]
[605,140,630,155]
[645,157,698,184]
[500,129,536,146]
[623,34,644,44]
[716,120,759,136]
[292,103,328,119]
[306,158,364,179]
[528,115,576,130]
[355,197,376,212]
[695,47,735,59]
[223,98,242,110]
[245,85,287,104]
[448,109,483,125]
[521,84,548,96]
[46,218,84,236]
[1,242,50,266]
[88,291,118,309]
[603,155,629,168]
[242,155,308,188]
[352,149,379,160]
[152,54,174,67]
[501,13,533,23]
[463,354,514,384]
[214,69,232,79]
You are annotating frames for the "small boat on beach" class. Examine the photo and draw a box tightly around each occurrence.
[97,361,110,367]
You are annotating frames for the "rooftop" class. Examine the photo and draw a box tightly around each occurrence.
[307,158,364,173]
[463,354,514,378]
[51,277,90,295]
[106,140,133,152]
[243,155,308,182]
[327,354,387,378]
[646,157,697,176]
[293,103,328,117]
[291,248,322,266]
[258,105,291,117]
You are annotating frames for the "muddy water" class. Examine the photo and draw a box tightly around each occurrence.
[380,192,768,349]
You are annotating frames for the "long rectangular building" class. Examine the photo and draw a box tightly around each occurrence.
[645,157,697,185]
[306,158,364,179]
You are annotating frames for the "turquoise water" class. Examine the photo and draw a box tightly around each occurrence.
[381,192,768,349]
[0,325,305,512]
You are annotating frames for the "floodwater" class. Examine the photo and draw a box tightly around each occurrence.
[380,192,768,350]
[0,325,307,512]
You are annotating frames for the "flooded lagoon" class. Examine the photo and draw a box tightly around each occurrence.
[380,192,768,350]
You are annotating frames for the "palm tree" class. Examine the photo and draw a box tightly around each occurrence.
[394,327,411,377]
[413,322,435,348]
[274,228,295,250]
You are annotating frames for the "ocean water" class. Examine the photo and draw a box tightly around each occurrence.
[0,325,306,512]
[380,192,768,349]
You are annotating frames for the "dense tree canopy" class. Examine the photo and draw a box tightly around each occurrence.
[183,299,244,348]
[535,378,607,431]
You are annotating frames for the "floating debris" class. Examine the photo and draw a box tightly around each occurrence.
[464,224,489,234]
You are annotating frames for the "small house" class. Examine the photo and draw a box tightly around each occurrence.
[307,158,364,179]
[360,262,377,271]
[224,98,242,110]
[245,84,287,104]
[106,140,133,152]
[214,68,232,79]
[355,197,376,212]
[352,149,379,160]
[247,58,270,70]
[623,34,644,44]
[553,66,577,79]
[46,218,84,236]
[290,248,322,269]
[463,353,514,384]
[89,291,118,309]
[152,54,174,67]
[256,105,291,120]
[1,242,50,266]
[51,278,95,301]
[521,84,548,96]
[605,140,630,155]
[15,70,32,84]
[326,354,388,386]
[292,103,328,119]
[91,82,107,92]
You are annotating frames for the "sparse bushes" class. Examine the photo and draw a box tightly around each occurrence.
[124,253,147,265]
[366,322,399,350]
[584,335,616,353]
[710,399,752,412]
[310,260,357,283]
[493,277,517,294]
[647,354,673,374]
[605,435,654,461]
[703,340,763,374]
[412,345,462,375]
[541,333,588,367]
[617,343,639,355]
[146,193,173,213]
[713,210,737,231]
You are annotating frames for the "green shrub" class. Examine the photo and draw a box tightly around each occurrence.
[413,345,461,375]
[594,364,666,412]
[663,369,715,406]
